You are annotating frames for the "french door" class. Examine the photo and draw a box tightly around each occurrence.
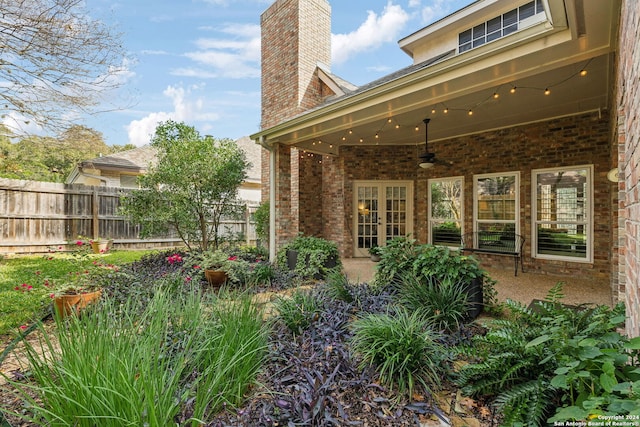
[353,181,413,257]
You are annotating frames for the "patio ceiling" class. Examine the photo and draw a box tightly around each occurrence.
[253,0,619,156]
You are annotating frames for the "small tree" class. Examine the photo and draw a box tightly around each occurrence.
[120,121,250,251]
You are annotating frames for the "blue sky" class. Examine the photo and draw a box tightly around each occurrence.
[82,0,472,146]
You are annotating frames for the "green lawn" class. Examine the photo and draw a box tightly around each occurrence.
[0,250,152,336]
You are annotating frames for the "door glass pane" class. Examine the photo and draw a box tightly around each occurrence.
[355,183,411,255]
[357,186,378,250]
[386,185,408,239]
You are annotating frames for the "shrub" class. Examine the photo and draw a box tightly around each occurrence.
[273,288,321,335]
[7,288,267,426]
[323,269,353,303]
[350,307,447,398]
[455,283,633,426]
[253,201,269,245]
[411,244,483,284]
[276,235,341,279]
[372,236,418,287]
[397,272,471,331]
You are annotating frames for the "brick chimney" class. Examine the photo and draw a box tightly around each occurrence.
[260,0,331,129]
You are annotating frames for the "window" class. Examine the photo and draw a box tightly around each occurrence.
[533,166,592,262]
[429,177,463,246]
[458,0,545,53]
[474,172,519,234]
[120,174,139,188]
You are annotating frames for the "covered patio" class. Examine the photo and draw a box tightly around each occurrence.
[341,258,613,308]
[254,0,632,330]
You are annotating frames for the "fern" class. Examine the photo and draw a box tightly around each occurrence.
[494,379,552,427]
[544,281,565,303]
[455,283,628,426]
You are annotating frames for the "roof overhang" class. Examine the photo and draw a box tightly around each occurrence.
[251,0,620,156]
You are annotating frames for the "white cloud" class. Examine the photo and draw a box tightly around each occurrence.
[179,23,260,79]
[1,111,45,136]
[126,84,221,146]
[140,49,169,55]
[331,2,410,65]
[420,0,451,24]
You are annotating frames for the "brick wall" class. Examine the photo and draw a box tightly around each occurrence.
[260,0,330,129]
[317,112,612,277]
[259,0,332,244]
[617,0,640,337]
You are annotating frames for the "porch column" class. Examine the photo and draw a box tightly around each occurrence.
[272,143,299,259]
[322,155,346,256]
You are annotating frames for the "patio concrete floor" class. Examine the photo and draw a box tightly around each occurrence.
[341,258,614,308]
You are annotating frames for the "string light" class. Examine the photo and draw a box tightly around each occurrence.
[304,60,591,151]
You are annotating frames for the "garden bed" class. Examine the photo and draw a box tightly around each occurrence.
[2,246,634,426]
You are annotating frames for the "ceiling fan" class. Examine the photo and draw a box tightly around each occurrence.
[418,118,450,169]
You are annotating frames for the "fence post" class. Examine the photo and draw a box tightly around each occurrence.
[245,203,251,245]
[92,187,99,239]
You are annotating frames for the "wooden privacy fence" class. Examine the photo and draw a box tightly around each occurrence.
[0,178,258,254]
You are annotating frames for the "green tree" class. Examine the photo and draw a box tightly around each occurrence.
[120,121,250,251]
[0,125,115,182]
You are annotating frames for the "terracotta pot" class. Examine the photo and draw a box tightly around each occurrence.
[204,269,228,287]
[54,289,102,318]
[90,241,109,254]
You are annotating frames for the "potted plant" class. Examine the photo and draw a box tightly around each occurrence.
[368,245,382,262]
[73,235,112,254]
[53,283,102,318]
[198,250,249,287]
[277,235,341,279]
[89,238,112,254]
[411,244,484,320]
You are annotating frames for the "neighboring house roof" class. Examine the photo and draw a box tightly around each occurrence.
[78,145,158,173]
[67,137,262,185]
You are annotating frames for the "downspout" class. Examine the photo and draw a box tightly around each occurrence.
[258,136,277,262]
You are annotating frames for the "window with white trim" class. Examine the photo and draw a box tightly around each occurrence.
[474,172,519,234]
[458,0,546,53]
[428,177,463,247]
[533,166,592,262]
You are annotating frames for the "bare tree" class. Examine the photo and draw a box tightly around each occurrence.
[0,0,127,135]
